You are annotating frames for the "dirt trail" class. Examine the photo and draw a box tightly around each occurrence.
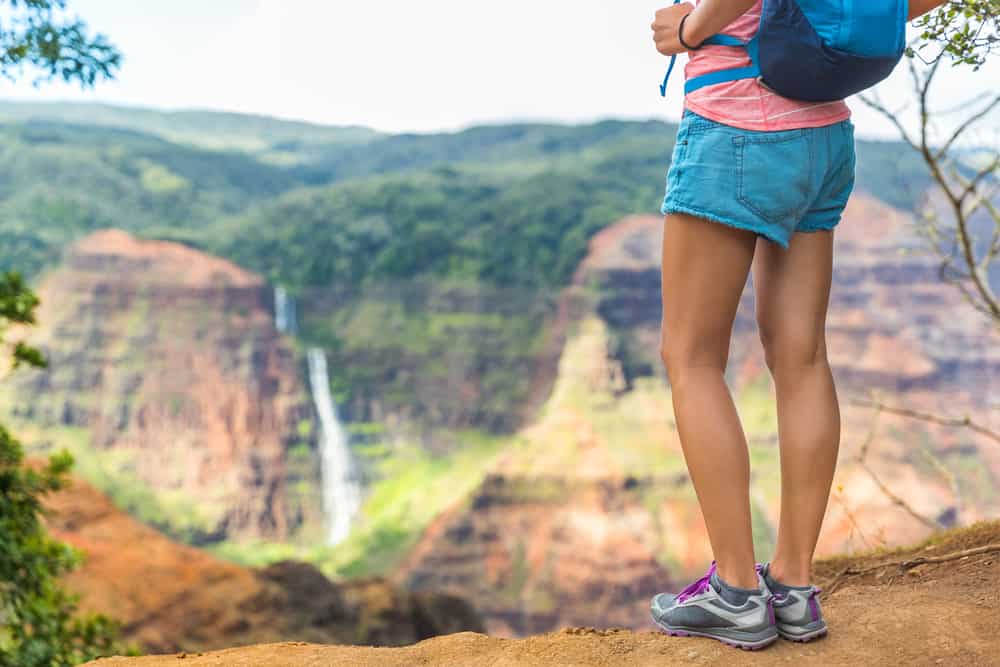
[88,522,1000,666]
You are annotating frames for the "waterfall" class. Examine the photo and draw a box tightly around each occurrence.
[307,347,362,545]
[274,286,298,335]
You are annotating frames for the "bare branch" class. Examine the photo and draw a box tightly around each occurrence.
[858,93,919,151]
[935,94,1000,160]
[916,444,963,523]
[852,401,941,531]
[859,460,940,529]
[825,543,1000,594]
[956,155,1000,205]
[851,397,1000,446]
[829,491,879,551]
[900,56,1000,322]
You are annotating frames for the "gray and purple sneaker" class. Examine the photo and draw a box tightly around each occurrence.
[758,562,828,642]
[650,562,778,651]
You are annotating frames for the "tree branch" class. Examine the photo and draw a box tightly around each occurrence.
[851,397,1000,446]
[935,93,1000,160]
[852,401,942,531]
[825,543,1000,594]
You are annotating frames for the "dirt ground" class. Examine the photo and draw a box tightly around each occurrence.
[87,522,1000,667]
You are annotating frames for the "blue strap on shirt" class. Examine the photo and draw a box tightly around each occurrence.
[659,4,761,99]
[659,0,683,96]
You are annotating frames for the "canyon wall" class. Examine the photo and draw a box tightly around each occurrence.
[2,230,320,542]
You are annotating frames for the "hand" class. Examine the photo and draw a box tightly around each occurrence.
[651,3,695,56]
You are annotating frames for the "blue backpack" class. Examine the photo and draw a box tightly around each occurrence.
[660,0,908,102]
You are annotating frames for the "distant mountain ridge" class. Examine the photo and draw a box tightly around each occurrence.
[0,100,380,153]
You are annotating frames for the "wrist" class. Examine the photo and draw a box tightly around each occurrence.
[681,9,710,47]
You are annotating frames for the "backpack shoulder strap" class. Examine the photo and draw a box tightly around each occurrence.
[701,34,747,48]
[683,35,761,95]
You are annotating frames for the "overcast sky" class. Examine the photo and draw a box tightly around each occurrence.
[1,0,997,141]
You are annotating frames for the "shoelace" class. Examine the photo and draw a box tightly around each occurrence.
[676,561,717,602]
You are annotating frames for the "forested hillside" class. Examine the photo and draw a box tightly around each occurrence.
[0,101,928,290]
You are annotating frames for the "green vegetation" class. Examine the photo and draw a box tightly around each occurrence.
[328,432,507,577]
[0,1,119,88]
[212,431,507,579]
[0,427,126,665]
[298,281,553,432]
[214,122,674,291]
[0,103,931,289]
[0,121,301,278]
[7,423,218,544]
[0,7,130,661]
[913,0,999,68]
[1,275,125,664]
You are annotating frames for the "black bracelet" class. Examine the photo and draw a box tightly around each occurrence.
[678,13,704,51]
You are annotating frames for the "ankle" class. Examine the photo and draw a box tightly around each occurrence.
[716,562,759,590]
[768,559,811,587]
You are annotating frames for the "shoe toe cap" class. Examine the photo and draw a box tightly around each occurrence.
[650,593,678,618]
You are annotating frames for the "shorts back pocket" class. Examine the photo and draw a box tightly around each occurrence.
[735,132,813,224]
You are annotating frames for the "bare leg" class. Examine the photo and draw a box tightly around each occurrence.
[660,213,758,589]
[752,230,840,587]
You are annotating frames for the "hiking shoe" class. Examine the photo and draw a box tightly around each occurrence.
[759,562,828,642]
[650,562,778,651]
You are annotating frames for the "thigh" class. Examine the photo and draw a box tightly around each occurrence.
[661,212,757,367]
[752,230,835,361]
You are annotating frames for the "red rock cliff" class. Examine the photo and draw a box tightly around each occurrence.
[5,230,317,541]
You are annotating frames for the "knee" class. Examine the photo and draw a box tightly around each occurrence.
[758,323,827,375]
[659,333,725,385]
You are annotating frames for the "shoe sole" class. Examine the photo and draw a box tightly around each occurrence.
[653,619,779,651]
[777,624,828,643]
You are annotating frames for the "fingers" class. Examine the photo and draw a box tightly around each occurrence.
[653,2,693,24]
[652,31,679,56]
[651,3,694,56]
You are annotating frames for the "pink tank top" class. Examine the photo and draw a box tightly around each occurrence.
[684,0,851,131]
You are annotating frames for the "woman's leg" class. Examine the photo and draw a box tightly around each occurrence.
[752,230,839,586]
[660,212,759,590]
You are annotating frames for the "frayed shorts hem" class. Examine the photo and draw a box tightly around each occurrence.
[661,199,790,249]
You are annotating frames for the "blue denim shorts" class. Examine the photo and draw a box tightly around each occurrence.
[661,111,856,248]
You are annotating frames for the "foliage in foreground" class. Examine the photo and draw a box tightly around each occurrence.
[0,273,126,665]
[0,0,119,86]
[914,0,1000,69]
